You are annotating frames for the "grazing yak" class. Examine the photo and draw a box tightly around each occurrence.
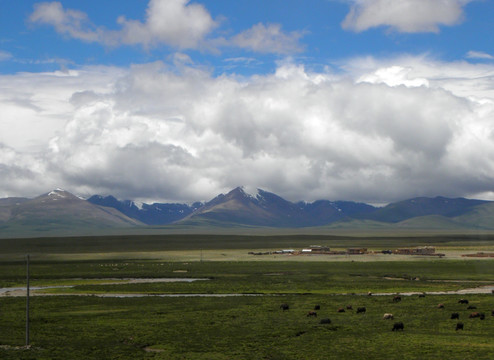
[280,304,289,311]
[393,296,402,302]
[468,312,485,319]
[320,318,331,324]
[418,293,426,298]
[451,313,459,320]
[392,322,404,331]
[314,305,320,310]
[307,311,317,317]
[467,305,477,310]
[337,308,345,313]
[357,307,366,314]
[458,299,469,305]
[456,322,464,331]
[491,310,494,317]
[383,313,394,320]
[346,305,353,310]
[437,304,445,309]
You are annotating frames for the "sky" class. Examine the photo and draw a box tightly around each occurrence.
[1,0,494,204]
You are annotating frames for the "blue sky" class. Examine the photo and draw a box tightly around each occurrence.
[1,0,494,204]
[2,0,493,74]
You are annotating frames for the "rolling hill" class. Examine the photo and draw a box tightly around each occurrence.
[0,189,142,237]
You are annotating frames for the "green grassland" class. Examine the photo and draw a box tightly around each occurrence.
[0,234,494,359]
[1,293,494,359]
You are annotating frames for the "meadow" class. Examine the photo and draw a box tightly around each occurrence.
[0,234,494,359]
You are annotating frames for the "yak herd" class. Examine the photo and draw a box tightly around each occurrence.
[280,296,493,332]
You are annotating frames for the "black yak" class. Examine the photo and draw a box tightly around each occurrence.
[456,322,464,331]
[451,313,459,320]
[357,307,366,314]
[392,322,404,331]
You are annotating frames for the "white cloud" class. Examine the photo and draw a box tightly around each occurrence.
[29,0,216,49]
[29,2,102,42]
[0,144,51,198]
[466,51,494,60]
[2,58,494,203]
[342,0,472,33]
[28,1,303,54]
[232,23,305,54]
[116,0,217,49]
[0,51,12,61]
[357,66,429,87]
[0,66,123,151]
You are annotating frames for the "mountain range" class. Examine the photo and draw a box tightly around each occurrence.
[1,186,494,237]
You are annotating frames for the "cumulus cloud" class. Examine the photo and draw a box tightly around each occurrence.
[342,0,472,33]
[29,0,216,49]
[29,2,102,42]
[29,0,303,54]
[0,144,51,198]
[116,0,217,49]
[0,67,123,151]
[2,58,494,203]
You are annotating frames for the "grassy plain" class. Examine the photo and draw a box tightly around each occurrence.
[0,234,494,359]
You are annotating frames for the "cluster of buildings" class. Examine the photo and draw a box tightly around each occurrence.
[250,245,443,257]
[392,246,438,255]
[462,252,494,258]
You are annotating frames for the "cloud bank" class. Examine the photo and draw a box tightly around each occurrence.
[2,56,494,203]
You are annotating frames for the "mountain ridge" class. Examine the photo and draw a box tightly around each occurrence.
[1,187,493,237]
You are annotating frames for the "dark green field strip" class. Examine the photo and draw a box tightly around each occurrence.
[50,278,484,295]
[2,233,494,255]
[1,260,493,288]
[1,294,493,359]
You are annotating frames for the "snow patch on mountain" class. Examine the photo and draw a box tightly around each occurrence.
[241,186,261,200]
[48,189,67,198]
[132,201,144,210]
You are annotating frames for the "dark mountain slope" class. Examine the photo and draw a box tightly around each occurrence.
[3,189,142,231]
[87,195,202,225]
[178,187,377,228]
